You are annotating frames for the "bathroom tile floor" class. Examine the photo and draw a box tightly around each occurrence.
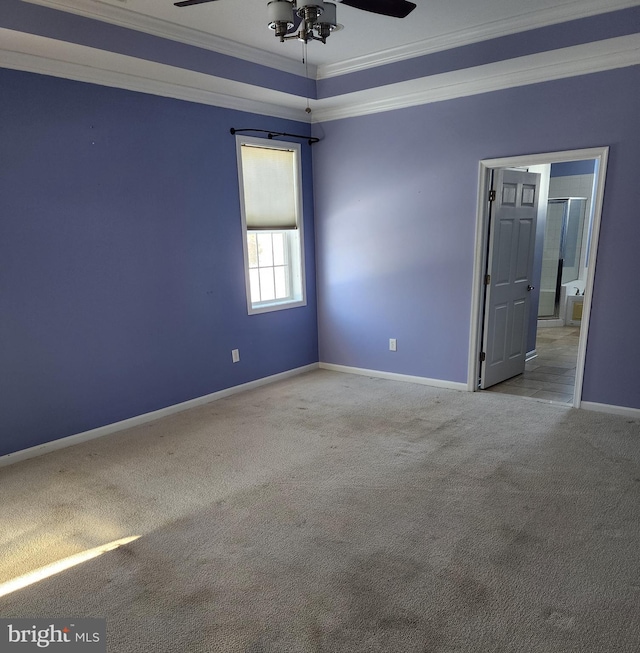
[485,325,580,404]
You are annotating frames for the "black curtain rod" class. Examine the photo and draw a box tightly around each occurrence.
[230,128,319,145]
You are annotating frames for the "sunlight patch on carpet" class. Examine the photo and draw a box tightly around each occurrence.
[0,536,140,598]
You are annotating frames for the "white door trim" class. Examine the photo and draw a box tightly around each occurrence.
[468,147,609,408]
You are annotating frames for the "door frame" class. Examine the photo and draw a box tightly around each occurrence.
[467,147,609,407]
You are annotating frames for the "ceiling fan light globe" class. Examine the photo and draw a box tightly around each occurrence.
[316,2,337,29]
[267,0,294,30]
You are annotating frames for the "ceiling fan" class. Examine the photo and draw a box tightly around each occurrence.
[173,0,417,44]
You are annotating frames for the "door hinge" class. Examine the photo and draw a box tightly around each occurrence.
[485,274,491,285]
[480,352,486,362]
[488,190,496,202]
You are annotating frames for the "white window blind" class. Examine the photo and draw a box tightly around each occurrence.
[240,144,298,230]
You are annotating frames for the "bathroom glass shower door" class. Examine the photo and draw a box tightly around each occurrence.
[538,197,587,319]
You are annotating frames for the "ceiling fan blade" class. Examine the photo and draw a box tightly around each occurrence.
[340,0,416,19]
[174,0,221,7]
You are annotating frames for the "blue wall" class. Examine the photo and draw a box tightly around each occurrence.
[0,69,318,457]
[313,66,640,409]
[2,58,639,460]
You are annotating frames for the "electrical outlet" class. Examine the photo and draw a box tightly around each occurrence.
[231,349,240,363]
[389,338,397,352]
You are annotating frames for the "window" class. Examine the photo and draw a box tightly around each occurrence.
[236,136,306,314]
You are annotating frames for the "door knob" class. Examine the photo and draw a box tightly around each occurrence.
[527,284,535,291]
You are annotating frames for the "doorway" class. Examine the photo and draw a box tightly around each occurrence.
[468,147,609,408]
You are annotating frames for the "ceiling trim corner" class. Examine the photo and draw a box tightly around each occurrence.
[0,28,312,123]
[21,0,316,78]
[310,35,640,122]
[317,0,640,79]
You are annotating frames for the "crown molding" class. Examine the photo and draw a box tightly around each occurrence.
[317,0,640,79]
[21,0,315,78]
[0,28,311,122]
[2,28,638,126]
[309,34,640,122]
[21,0,639,83]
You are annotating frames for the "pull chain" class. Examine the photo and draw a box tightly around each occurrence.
[303,42,311,114]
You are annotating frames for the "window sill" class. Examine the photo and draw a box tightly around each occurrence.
[248,298,307,315]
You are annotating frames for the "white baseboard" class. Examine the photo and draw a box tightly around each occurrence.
[319,362,467,391]
[0,363,319,468]
[580,401,640,419]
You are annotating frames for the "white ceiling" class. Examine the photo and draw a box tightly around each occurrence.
[23,0,640,74]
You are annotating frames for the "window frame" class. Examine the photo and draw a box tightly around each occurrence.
[247,230,293,307]
[236,135,307,315]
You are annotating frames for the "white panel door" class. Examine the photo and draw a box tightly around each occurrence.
[481,169,540,389]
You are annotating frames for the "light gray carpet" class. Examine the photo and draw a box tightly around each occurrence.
[1,370,639,652]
